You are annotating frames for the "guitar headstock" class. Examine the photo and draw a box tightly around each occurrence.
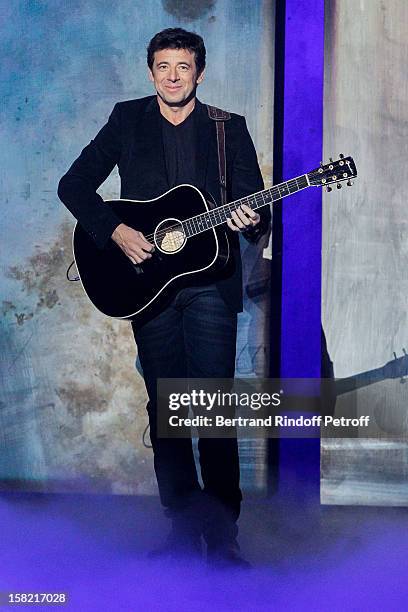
[308,155,357,191]
[382,349,408,382]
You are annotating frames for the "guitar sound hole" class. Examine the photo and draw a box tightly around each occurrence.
[154,218,186,254]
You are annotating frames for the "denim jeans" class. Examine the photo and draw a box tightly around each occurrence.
[132,284,242,538]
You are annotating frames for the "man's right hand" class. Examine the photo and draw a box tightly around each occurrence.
[111,223,154,264]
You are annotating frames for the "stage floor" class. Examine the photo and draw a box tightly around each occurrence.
[0,488,407,611]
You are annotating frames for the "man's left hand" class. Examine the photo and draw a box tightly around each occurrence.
[226,204,260,233]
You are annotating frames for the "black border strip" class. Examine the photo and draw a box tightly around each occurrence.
[267,0,286,493]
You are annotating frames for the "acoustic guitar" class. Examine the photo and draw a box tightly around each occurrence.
[73,155,357,324]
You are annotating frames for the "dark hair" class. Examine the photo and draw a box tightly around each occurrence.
[147,28,206,76]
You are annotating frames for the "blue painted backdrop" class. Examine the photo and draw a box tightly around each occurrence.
[0,0,274,493]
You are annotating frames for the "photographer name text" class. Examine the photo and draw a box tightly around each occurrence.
[167,415,370,428]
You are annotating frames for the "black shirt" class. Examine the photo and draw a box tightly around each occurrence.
[161,106,197,188]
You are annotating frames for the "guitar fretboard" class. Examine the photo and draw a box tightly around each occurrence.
[182,174,309,237]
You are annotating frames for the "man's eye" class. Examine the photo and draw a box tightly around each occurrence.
[179,66,189,71]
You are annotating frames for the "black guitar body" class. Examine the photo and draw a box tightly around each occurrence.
[73,185,230,323]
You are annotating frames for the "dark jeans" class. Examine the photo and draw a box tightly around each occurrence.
[132,284,242,541]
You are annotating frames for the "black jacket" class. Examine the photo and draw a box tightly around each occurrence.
[58,96,271,312]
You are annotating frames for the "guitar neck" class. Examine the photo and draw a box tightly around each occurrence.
[183,174,310,237]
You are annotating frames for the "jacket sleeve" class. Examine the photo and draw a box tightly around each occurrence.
[57,103,123,249]
[230,116,271,245]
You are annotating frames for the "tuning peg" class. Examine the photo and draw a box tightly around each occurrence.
[337,183,342,189]
[329,157,333,163]
[339,153,344,159]
[326,186,332,193]
[347,179,353,186]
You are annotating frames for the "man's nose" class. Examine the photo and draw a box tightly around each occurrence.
[168,67,179,82]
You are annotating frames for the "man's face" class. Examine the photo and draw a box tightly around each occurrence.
[148,47,205,106]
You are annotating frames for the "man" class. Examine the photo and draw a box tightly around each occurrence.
[58,28,271,567]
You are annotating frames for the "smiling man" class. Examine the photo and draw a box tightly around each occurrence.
[150,47,204,110]
[58,28,271,568]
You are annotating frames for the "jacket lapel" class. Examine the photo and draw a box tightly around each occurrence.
[136,97,169,193]
[194,99,212,192]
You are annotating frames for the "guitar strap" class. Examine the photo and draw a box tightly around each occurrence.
[206,105,231,207]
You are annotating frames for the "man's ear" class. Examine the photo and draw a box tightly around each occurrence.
[196,68,205,85]
[148,68,154,82]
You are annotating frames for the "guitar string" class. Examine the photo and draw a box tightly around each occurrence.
[145,166,352,244]
[142,175,310,244]
[143,182,304,244]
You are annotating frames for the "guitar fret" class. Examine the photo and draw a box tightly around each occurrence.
[185,173,311,237]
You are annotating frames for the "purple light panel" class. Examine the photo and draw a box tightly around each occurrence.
[281,0,324,378]
[277,0,325,491]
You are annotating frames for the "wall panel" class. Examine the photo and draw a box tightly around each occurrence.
[322,0,408,505]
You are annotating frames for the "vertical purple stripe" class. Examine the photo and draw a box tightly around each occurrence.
[281,0,324,378]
